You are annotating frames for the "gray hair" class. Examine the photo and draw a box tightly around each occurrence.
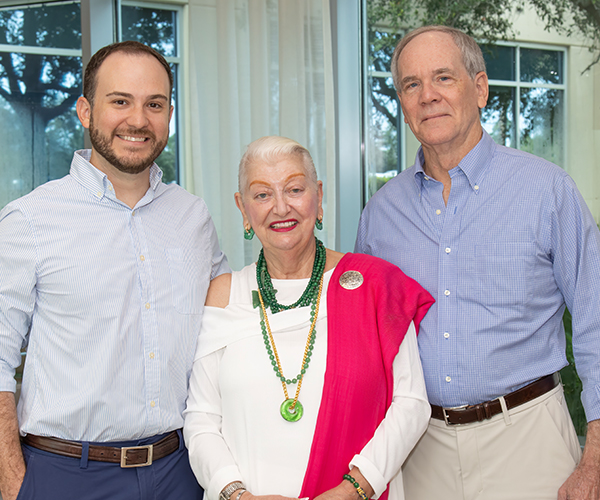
[391,25,486,93]
[238,136,318,193]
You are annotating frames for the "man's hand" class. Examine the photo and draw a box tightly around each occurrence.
[0,391,26,500]
[558,419,600,500]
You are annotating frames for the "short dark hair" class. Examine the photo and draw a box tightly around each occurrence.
[391,25,486,93]
[83,41,173,105]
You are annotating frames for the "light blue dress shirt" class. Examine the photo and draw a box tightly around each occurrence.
[0,150,229,441]
[355,131,600,422]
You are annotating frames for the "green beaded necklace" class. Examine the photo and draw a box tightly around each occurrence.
[256,237,326,314]
[255,237,326,422]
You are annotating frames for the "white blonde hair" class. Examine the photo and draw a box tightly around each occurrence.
[238,136,318,193]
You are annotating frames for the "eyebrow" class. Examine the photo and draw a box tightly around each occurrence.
[400,67,456,87]
[105,91,169,101]
[248,172,306,187]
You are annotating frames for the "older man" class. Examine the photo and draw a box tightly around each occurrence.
[355,26,600,500]
[0,41,228,500]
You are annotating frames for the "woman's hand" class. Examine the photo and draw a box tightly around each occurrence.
[239,491,298,500]
[312,468,375,500]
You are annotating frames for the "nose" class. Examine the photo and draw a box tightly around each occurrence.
[126,104,150,129]
[273,193,290,216]
[420,80,441,105]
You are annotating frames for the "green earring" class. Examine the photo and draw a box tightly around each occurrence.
[315,217,323,231]
[244,226,255,240]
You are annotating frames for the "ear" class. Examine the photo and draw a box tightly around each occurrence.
[234,192,250,228]
[474,71,489,109]
[169,104,174,122]
[77,96,91,129]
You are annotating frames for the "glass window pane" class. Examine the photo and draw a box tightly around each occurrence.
[520,48,563,84]
[368,30,400,73]
[367,75,400,198]
[121,5,177,57]
[482,86,516,148]
[0,2,80,49]
[519,88,564,165]
[155,63,178,184]
[481,45,515,81]
[366,29,402,198]
[1,49,82,209]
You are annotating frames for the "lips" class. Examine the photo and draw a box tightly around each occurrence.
[118,135,148,142]
[270,220,297,230]
[422,113,448,122]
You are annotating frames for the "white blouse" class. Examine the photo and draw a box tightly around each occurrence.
[183,264,430,500]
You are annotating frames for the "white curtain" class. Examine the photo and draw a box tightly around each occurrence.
[187,0,335,270]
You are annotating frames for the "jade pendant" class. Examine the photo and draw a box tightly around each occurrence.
[280,399,304,422]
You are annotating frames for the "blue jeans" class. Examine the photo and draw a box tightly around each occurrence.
[17,430,203,500]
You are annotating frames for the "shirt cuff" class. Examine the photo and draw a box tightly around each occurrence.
[208,465,244,500]
[349,454,386,499]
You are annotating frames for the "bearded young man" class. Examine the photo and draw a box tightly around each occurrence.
[0,41,229,500]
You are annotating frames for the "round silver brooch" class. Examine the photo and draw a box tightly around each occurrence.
[339,270,364,290]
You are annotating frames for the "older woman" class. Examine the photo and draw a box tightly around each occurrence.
[183,136,434,500]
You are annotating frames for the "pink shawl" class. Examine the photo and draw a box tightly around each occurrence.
[299,253,434,500]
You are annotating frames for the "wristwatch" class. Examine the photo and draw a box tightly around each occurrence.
[220,482,245,500]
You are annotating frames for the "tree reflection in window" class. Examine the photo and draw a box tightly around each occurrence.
[0,2,82,208]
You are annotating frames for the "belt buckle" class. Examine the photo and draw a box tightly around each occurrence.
[442,405,468,426]
[120,444,154,468]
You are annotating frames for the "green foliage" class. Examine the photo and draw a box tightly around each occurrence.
[561,308,588,437]
[368,0,600,71]
[367,0,515,41]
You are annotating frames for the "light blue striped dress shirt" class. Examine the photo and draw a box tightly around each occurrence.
[0,150,229,441]
[355,131,600,422]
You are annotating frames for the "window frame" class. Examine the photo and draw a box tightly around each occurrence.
[484,40,568,166]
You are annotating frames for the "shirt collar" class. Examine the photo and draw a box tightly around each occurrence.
[413,130,496,193]
[69,149,164,202]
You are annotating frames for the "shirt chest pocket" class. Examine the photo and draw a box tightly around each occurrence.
[474,242,535,308]
[165,248,209,314]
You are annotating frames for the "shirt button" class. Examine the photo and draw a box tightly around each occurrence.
[445,247,451,254]
[140,255,145,261]
[149,352,155,359]
[444,332,450,339]
[444,290,450,296]
[145,303,150,309]
[445,376,451,382]
[150,401,156,408]
[436,209,441,215]
[96,191,102,197]
[424,176,429,181]
[132,210,136,216]
[474,185,479,190]
[108,185,113,191]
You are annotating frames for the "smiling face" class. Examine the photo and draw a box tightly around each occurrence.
[396,31,488,160]
[235,154,323,257]
[76,51,173,176]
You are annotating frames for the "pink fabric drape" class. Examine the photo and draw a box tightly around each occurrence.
[299,253,434,500]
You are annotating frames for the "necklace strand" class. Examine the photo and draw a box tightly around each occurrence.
[258,273,324,412]
[256,237,326,314]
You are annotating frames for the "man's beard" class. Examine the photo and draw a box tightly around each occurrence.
[89,115,168,175]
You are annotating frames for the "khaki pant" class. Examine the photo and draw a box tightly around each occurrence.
[403,383,582,500]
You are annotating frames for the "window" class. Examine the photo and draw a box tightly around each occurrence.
[482,44,566,168]
[0,1,83,209]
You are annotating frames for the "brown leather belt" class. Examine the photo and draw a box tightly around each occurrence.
[431,373,560,426]
[22,430,179,468]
